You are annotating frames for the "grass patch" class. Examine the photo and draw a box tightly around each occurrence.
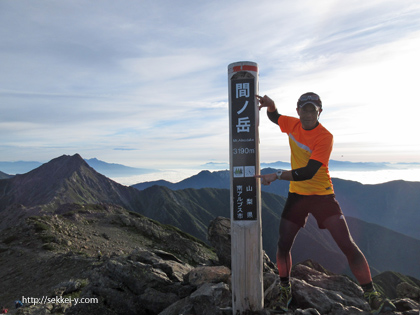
[128,211,145,219]
[2,235,18,244]
[40,234,58,244]
[42,243,56,251]
[33,221,50,233]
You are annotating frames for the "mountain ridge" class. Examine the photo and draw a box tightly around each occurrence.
[132,168,420,240]
[1,154,419,280]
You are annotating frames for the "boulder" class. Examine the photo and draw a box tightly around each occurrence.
[128,248,193,282]
[66,250,192,315]
[208,216,231,267]
[397,282,420,302]
[265,263,370,314]
[208,217,278,274]
[52,279,83,296]
[393,298,420,312]
[187,266,231,286]
[160,282,231,315]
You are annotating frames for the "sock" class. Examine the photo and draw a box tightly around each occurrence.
[361,282,374,292]
[280,277,290,287]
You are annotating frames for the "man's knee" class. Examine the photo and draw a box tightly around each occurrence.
[341,239,363,257]
[277,218,301,253]
[277,235,293,253]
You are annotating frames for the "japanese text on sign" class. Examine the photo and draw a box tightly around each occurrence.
[230,77,257,221]
[235,184,255,220]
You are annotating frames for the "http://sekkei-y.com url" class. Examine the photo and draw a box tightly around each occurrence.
[21,296,98,306]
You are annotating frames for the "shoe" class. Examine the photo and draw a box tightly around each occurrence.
[272,283,292,312]
[363,289,396,314]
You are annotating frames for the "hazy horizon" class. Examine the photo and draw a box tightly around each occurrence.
[1,155,419,186]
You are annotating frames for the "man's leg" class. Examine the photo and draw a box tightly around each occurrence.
[273,218,301,311]
[322,214,372,284]
[274,218,300,311]
[276,218,301,278]
[323,214,396,313]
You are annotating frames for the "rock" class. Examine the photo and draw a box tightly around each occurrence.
[128,248,193,282]
[265,263,370,314]
[397,282,420,301]
[160,282,231,315]
[393,298,420,312]
[294,308,321,315]
[208,217,231,267]
[187,266,231,286]
[291,263,365,300]
[189,282,231,313]
[67,257,176,314]
[156,259,193,282]
[139,287,179,314]
[52,279,82,296]
[207,217,278,274]
[101,232,110,240]
[16,302,73,315]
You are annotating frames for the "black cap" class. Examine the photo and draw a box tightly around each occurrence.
[297,92,322,109]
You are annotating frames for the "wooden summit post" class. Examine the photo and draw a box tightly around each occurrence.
[228,61,263,313]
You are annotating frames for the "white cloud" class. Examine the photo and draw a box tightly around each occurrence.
[1,0,420,169]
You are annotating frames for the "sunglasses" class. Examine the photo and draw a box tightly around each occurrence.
[298,94,321,102]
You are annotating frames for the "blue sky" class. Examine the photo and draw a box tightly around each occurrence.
[1,0,420,170]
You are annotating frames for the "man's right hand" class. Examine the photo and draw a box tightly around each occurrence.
[256,95,276,111]
[255,173,277,185]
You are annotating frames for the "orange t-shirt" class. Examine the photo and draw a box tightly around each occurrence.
[278,115,334,195]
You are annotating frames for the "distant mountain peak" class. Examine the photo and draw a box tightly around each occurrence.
[0,153,107,211]
[53,153,85,164]
[29,153,92,179]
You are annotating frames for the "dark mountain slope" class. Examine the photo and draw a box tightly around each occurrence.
[132,170,420,240]
[135,186,420,279]
[135,186,229,242]
[346,216,420,279]
[333,179,420,239]
[132,170,230,191]
[132,168,290,194]
[0,154,143,212]
[134,185,286,260]
[0,170,12,180]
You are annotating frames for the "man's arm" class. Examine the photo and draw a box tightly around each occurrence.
[267,108,281,125]
[255,159,323,185]
[290,159,323,181]
[256,95,281,125]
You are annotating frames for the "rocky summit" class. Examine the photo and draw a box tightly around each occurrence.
[0,210,418,314]
[0,154,419,314]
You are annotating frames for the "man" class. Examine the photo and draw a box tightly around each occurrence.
[255,92,395,314]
